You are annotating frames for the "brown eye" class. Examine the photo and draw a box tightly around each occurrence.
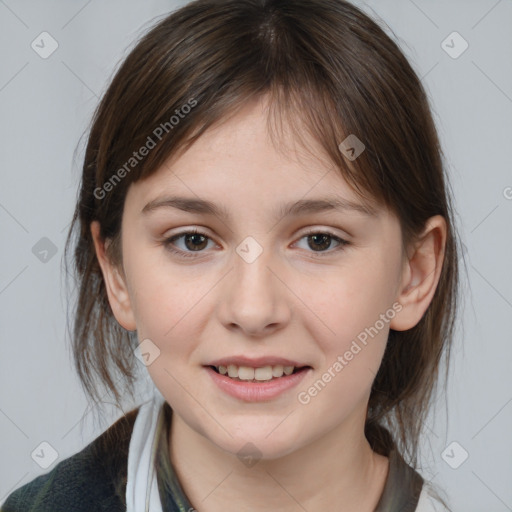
[163,229,214,258]
[163,228,349,260]
[295,230,349,256]
[181,233,208,251]
[306,233,333,251]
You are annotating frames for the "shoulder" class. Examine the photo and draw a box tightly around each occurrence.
[415,482,452,512]
[1,407,140,512]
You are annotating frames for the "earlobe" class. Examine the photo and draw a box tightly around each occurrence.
[390,215,446,331]
[90,221,137,331]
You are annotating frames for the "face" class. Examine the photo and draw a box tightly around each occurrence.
[99,97,414,460]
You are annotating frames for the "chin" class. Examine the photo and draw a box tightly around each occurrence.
[207,422,305,462]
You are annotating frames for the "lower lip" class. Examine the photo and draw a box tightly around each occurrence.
[204,366,311,402]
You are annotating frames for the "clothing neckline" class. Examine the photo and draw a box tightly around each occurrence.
[154,401,424,512]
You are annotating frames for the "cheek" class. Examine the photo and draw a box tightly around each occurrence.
[126,262,205,402]
[122,244,197,345]
[297,263,397,413]
[310,254,400,350]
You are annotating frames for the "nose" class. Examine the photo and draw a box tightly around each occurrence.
[217,244,292,338]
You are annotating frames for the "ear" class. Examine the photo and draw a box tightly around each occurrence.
[390,215,447,331]
[90,221,137,331]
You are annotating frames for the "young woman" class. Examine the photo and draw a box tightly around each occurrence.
[2,0,460,510]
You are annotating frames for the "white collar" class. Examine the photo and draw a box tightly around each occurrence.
[124,391,449,512]
[126,391,166,512]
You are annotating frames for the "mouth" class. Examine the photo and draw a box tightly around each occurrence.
[204,363,313,402]
[207,364,311,383]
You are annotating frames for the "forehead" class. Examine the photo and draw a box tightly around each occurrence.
[127,97,381,218]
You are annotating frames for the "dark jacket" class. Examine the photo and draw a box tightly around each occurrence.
[1,408,137,512]
[1,402,426,512]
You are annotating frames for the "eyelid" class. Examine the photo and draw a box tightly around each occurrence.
[292,228,349,255]
[162,224,350,242]
[298,226,351,242]
[162,225,350,260]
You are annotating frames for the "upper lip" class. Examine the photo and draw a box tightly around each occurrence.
[206,356,311,368]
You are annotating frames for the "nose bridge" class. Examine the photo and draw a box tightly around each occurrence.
[233,234,277,300]
[218,233,290,334]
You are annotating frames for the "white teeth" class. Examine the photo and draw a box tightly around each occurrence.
[215,364,301,381]
[254,366,273,380]
[283,366,294,375]
[272,365,283,377]
[227,364,238,378]
[238,366,255,380]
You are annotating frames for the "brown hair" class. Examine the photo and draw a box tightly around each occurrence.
[64,0,461,475]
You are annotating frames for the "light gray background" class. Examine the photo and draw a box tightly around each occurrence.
[1,1,511,510]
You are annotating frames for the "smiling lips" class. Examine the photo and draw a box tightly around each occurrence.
[214,364,296,381]
[205,356,311,383]
[205,364,312,401]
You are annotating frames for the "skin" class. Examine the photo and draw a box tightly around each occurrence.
[91,95,446,511]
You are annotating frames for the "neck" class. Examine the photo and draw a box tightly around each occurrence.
[168,409,389,512]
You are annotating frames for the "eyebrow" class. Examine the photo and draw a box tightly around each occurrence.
[141,195,378,220]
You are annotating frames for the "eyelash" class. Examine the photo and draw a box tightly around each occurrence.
[162,228,349,259]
